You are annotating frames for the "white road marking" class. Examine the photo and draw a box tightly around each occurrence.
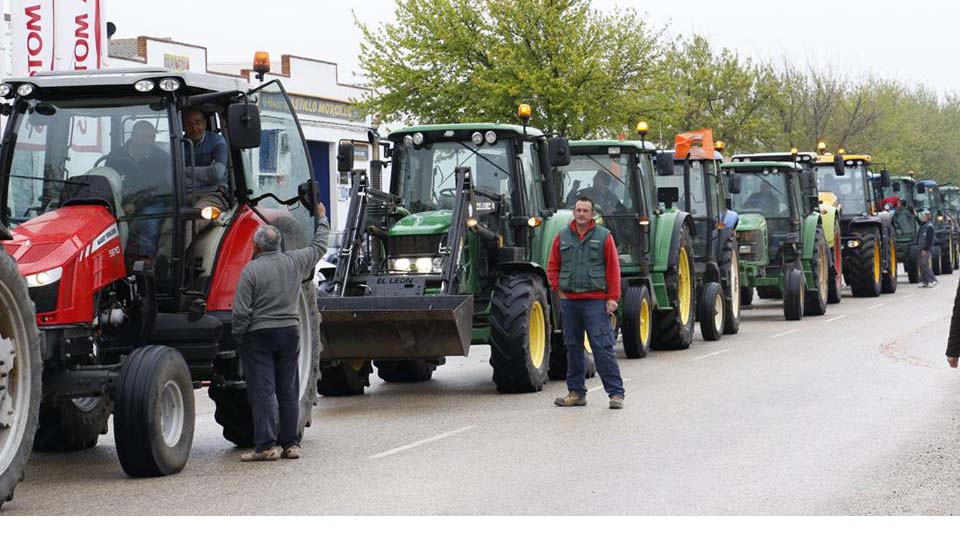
[587,377,633,393]
[690,349,730,361]
[368,425,476,460]
[825,314,848,323]
[867,303,887,311]
[773,328,801,339]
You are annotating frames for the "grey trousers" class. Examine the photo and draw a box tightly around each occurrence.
[920,249,937,285]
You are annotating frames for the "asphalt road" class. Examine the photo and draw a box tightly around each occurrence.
[4,273,960,515]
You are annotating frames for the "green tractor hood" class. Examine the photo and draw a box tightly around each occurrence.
[388,211,453,237]
[736,213,767,233]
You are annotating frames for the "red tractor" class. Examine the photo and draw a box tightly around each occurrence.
[0,67,322,477]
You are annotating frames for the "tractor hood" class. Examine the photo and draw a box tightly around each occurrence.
[736,212,767,233]
[2,205,125,325]
[388,210,453,237]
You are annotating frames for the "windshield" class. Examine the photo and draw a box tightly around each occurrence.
[655,161,707,216]
[555,153,635,215]
[731,170,790,218]
[393,140,511,213]
[915,188,939,211]
[5,97,173,226]
[942,190,960,211]
[816,165,867,214]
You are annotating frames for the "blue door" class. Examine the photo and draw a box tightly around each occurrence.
[307,141,331,215]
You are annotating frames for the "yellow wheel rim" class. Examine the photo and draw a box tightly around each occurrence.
[529,301,545,368]
[640,297,651,346]
[678,247,692,325]
[891,244,897,277]
[873,242,881,283]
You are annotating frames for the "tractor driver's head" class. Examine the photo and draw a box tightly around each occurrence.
[574,196,595,228]
[182,108,207,144]
[593,171,613,190]
[128,120,158,160]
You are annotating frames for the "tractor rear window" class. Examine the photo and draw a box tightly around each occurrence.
[555,153,635,215]
[655,161,707,217]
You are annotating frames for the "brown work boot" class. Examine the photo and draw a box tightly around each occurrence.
[554,392,586,407]
[609,395,624,410]
[282,445,301,460]
[240,447,280,462]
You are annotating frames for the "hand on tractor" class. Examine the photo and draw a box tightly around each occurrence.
[316,202,326,219]
[948,356,958,369]
[606,299,618,316]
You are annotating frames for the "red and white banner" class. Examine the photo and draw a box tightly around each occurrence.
[54,0,107,71]
[10,0,56,76]
[10,0,107,77]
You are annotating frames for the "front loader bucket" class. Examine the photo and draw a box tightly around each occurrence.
[317,295,474,360]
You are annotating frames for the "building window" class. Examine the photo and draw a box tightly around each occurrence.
[259,129,281,174]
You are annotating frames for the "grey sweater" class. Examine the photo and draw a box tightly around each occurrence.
[232,219,329,341]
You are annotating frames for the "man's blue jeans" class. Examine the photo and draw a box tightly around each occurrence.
[561,298,624,398]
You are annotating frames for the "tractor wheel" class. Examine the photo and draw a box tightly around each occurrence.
[881,237,899,293]
[804,230,829,316]
[932,245,943,276]
[698,281,725,341]
[33,396,112,452]
[212,283,321,446]
[547,333,597,381]
[756,286,783,300]
[906,244,920,284]
[0,252,41,508]
[719,236,741,335]
[827,224,843,304]
[941,236,954,275]
[317,360,372,396]
[622,285,653,359]
[783,268,806,321]
[953,236,959,270]
[375,359,439,383]
[652,225,695,350]
[489,274,551,394]
[847,228,882,297]
[114,345,195,477]
[740,287,754,307]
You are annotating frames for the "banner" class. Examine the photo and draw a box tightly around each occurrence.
[674,129,715,161]
[10,0,55,76]
[54,0,106,71]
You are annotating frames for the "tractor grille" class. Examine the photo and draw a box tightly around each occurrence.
[737,230,762,260]
[388,234,445,257]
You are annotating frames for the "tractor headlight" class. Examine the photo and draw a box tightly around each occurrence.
[415,257,434,273]
[0,83,13,98]
[392,258,411,272]
[16,83,35,97]
[158,78,181,92]
[26,267,62,288]
[412,132,425,146]
[847,239,861,249]
[471,132,484,146]
[484,131,497,145]
[389,256,443,273]
[134,79,155,93]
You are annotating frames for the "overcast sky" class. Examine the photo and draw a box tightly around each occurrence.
[106,0,958,94]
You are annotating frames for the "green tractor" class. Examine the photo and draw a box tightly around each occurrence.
[875,174,925,282]
[315,112,574,395]
[652,139,742,341]
[915,179,960,275]
[720,159,832,320]
[553,137,698,363]
[940,185,960,272]
[814,151,897,297]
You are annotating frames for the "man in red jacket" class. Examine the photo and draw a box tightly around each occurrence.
[547,196,625,409]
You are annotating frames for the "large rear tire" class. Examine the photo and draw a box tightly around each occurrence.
[881,236,899,293]
[375,360,439,383]
[827,224,843,304]
[719,236,741,335]
[652,225,695,350]
[212,282,320,446]
[783,268,805,321]
[932,245,943,276]
[804,230,829,316]
[941,236,954,275]
[114,345,195,477]
[906,244,920,284]
[0,252,41,508]
[621,285,653,358]
[740,287,754,307]
[847,228,882,297]
[489,274,551,394]
[698,281,725,341]
[33,396,111,452]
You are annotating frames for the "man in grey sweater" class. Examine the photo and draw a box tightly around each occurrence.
[233,203,329,461]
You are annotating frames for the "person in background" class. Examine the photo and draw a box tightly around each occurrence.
[919,209,938,289]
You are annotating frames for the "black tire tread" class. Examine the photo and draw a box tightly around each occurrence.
[846,229,881,297]
[489,275,550,394]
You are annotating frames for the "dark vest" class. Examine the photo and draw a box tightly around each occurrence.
[558,224,610,293]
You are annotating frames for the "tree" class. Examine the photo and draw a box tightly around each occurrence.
[356,0,663,136]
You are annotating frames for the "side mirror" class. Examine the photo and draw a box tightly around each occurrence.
[656,153,675,176]
[548,137,571,167]
[833,153,845,177]
[337,141,355,173]
[226,102,261,149]
[297,180,317,212]
[892,181,901,192]
[801,171,818,197]
[880,169,891,188]
[657,186,680,209]
[725,172,742,195]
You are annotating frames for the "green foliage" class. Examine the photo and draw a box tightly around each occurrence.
[357,1,960,182]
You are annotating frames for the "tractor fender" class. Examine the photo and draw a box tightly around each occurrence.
[819,204,839,249]
[652,210,694,275]
[801,213,822,261]
[848,216,883,238]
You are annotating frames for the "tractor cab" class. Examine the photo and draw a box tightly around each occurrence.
[0,67,323,477]
[814,153,876,221]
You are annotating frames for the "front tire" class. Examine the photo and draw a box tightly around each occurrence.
[114,346,195,477]
[621,285,653,358]
[489,274,550,394]
[881,236,898,293]
[941,236,954,275]
[783,268,805,321]
[652,225,696,350]
[827,224,843,304]
[33,396,111,452]
[0,252,42,508]
[804,230,829,316]
[698,281,725,341]
[317,360,372,396]
[847,228,882,297]
[720,236,741,335]
[906,244,920,284]
[933,245,943,276]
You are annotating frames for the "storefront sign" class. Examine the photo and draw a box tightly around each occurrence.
[260,92,365,123]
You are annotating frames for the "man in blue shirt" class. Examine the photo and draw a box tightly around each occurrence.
[181,108,231,246]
